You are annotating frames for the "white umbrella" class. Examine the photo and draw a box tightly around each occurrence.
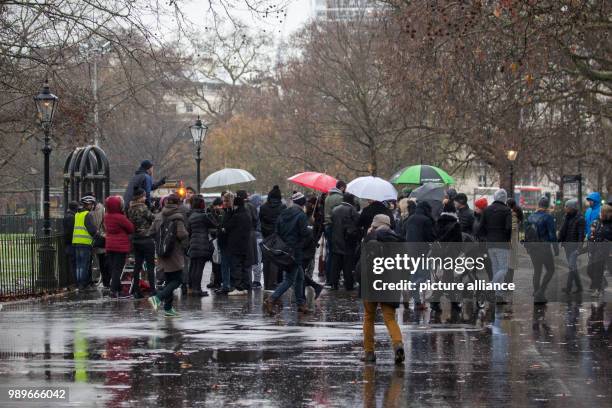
[346,176,398,202]
[201,168,256,189]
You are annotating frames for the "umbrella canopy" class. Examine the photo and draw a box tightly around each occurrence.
[346,176,398,202]
[390,165,454,185]
[408,183,446,202]
[288,172,337,193]
[201,168,256,189]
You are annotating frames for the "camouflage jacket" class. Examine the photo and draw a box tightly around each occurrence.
[127,202,155,240]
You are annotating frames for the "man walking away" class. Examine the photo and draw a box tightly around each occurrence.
[259,186,286,290]
[123,160,166,209]
[187,195,217,297]
[127,187,157,299]
[584,192,602,238]
[72,197,98,290]
[454,193,475,234]
[558,199,585,295]
[477,189,512,302]
[361,214,405,365]
[525,196,559,303]
[323,181,346,285]
[263,192,310,314]
[148,194,189,317]
[330,193,360,290]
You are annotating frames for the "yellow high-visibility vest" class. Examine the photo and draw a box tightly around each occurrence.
[72,211,93,246]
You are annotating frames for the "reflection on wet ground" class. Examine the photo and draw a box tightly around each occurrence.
[0,277,610,406]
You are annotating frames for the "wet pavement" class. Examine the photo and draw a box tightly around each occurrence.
[0,262,610,407]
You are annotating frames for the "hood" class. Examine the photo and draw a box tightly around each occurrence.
[415,201,432,216]
[278,205,304,224]
[249,194,263,208]
[161,203,181,217]
[328,187,343,196]
[375,227,401,242]
[135,168,147,175]
[105,196,124,214]
[587,192,601,207]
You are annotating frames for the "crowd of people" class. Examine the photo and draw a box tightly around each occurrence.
[62,159,612,363]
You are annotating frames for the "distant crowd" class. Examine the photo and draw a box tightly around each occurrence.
[62,160,612,363]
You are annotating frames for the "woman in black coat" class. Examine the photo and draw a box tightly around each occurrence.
[187,196,218,296]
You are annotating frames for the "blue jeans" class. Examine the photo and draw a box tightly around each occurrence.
[324,225,333,283]
[489,248,509,294]
[271,264,305,305]
[74,246,92,287]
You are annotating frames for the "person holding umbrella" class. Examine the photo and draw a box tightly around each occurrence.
[330,193,361,291]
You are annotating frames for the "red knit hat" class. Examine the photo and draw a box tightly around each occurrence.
[474,197,488,210]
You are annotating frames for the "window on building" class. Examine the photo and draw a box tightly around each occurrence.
[185,103,193,113]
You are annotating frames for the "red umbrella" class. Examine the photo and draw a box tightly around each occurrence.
[288,172,337,193]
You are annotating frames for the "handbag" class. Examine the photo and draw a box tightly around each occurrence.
[260,233,295,269]
[92,232,106,249]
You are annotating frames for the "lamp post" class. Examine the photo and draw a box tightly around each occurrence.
[189,116,209,194]
[507,150,518,198]
[34,81,59,289]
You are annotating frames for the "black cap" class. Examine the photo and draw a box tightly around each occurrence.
[454,193,468,206]
[140,160,153,170]
[268,185,281,200]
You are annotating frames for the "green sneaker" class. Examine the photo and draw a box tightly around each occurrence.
[164,308,179,317]
[148,296,161,311]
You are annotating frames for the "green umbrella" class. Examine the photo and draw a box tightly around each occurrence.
[390,165,454,185]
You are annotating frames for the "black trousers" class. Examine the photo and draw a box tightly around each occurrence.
[157,271,182,311]
[210,262,221,287]
[263,258,279,290]
[132,239,156,295]
[107,251,127,293]
[98,253,110,287]
[530,247,555,295]
[189,257,207,291]
[331,251,355,290]
[230,254,251,290]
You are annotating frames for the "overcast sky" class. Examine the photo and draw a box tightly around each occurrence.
[174,0,312,39]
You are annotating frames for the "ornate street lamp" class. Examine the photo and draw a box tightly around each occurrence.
[33,81,59,289]
[507,149,518,198]
[189,116,209,194]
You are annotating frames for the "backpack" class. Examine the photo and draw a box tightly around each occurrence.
[156,218,177,258]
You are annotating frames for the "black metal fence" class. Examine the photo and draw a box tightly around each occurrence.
[0,233,73,299]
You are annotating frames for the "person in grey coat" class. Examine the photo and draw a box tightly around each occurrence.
[330,193,360,290]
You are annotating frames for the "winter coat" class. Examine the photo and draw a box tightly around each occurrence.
[324,188,343,225]
[104,196,135,253]
[223,206,252,257]
[63,210,76,246]
[362,225,403,307]
[435,213,463,242]
[276,205,309,264]
[259,198,286,238]
[592,220,612,260]
[358,201,395,234]
[331,202,360,255]
[477,200,512,248]
[404,202,436,243]
[149,204,189,273]
[558,211,586,252]
[90,202,106,254]
[127,201,155,241]
[187,209,218,259]
[123,167,164,209]
[584,192,602,238]
[457,206,475,235]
